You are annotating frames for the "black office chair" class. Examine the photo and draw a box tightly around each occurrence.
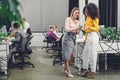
[11,36,35,69]
[51,34,64,66]
[46,34,63,52]
[42,33,56,50]
[52,48,63,66]
[26,28,32,39]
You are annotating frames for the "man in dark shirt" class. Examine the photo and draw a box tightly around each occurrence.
[9,22,27,63]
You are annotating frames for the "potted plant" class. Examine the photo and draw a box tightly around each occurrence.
[0,0,23,30]
[0,32,8,42]
[101,27,120,42]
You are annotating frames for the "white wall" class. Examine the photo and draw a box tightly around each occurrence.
[19,0,68,32]
[43,0,68,31]
[19,0,41,31]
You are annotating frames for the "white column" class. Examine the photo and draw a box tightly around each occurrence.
[79,0,85,26]
[118,0,120,29]
[88,0,99,6]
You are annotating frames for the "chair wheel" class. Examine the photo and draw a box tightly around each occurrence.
[32,65,35,68]
[20,67,24,70]
[53,63,55,66]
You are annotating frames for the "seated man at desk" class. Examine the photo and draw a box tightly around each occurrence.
[9,22,27,62]
[46,25,60,41]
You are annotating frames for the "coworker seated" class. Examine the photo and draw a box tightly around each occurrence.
[9,22,27,62]
[54,25,60,38]
[46,25,60,41]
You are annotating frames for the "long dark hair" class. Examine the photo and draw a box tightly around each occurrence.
[83,3,99,19]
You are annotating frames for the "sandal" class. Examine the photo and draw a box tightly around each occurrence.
[81,69,89,77]
[88,72,95,78]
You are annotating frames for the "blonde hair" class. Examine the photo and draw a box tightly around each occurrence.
[70,7,79,17]
[49,25,55,29]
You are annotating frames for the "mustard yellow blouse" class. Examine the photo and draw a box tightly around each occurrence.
[84,16,99,40]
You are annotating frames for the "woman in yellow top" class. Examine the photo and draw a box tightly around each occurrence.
[81,3,99,78]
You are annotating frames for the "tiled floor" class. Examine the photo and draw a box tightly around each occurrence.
[1,33,120,80]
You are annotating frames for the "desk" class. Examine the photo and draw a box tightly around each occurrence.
[75,40,120,71]
[98,41,120,71]
[0,42,10,75]
[74,38,84,71]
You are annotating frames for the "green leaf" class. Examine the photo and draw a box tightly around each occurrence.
[0,0,22,30]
